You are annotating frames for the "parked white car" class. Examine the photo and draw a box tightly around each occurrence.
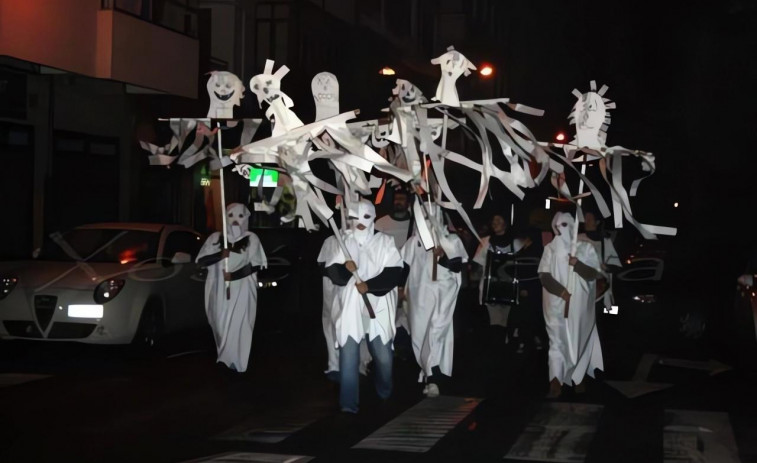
[0,223,207,346]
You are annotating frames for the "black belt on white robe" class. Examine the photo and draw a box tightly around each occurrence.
[228,263,256,281]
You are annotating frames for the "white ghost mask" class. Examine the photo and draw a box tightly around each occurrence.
[249,59,303,136]
[348,200,375,245]
[226,203,251,243]
[551,211,575,251]
[392,79,424,106]
[249,59,293,108]
[430,46,476,106]
[569,81,615,150]
[311,71,339,121]
[206,71,245,119]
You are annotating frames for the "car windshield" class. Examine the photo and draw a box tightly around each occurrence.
[37,229,159,264]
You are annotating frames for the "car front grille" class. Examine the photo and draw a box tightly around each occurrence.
[3,321,43,338]
[34,295,57,331]
[48,322,97,339]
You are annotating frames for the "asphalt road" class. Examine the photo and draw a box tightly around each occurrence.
[1,287,756,463]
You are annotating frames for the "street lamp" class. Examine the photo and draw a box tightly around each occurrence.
[479,64,494,77]
[555,132,566,141]
[379,67,396,76]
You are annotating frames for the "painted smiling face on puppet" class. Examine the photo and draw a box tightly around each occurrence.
[311,72,339,121]
[551,211,575,249]
[349,200,376,245]
[226,203,251,243]
[393,79,424,107]
[206,71,245,118]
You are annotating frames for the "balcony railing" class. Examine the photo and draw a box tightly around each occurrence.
[101,0,198,38]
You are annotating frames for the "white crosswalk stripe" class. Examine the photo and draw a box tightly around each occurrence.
[504,402,603,462]
[353,396,481,453]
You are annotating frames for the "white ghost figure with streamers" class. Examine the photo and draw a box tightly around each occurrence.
[543,81,676,239]
[196,203,267,373]
[312,72,340,121]
[207,71,245,119]
[430,46,477,106]
[250,59,304,136]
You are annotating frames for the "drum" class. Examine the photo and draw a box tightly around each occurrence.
[482,251,520,304]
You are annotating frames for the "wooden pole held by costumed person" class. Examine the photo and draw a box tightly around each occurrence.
[215,121,231,300]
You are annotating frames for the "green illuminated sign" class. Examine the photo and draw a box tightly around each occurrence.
[249,168,279,187]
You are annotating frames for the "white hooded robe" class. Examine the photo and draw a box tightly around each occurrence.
[197,204,267,372]
[401,226,468,381]
[539,212,603,385]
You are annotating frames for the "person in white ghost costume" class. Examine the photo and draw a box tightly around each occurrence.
[197,203,267,372]
[539,212,603,398]
[321,199,404,413]
[400,203,468,397]
[317,234,371,381]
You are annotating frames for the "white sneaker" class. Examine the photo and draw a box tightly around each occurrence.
[425,383,440,397]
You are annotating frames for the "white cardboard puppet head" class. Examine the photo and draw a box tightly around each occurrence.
[551,211,575,250]
[311,72,339,121]
[348,199,376,245]
[206,71,245,118]
[568,81,616,150]
[430,46,476,106]
[226,203,251,243]
[392,79,425,107]
[249,59,293,108]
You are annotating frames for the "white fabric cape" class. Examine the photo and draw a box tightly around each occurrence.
[538,239,603,385]
[317,235,341,373]
[401,233,467,380]
[197,231,267,372]
[321,230,402,348]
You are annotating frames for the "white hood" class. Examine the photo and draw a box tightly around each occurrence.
[348,199,375,245]
[551,211,575,252]
[225,203,251,243]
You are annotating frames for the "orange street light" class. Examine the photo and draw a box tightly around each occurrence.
[379,67,396,76]
[555,132,566,141]
[479,64,494,77]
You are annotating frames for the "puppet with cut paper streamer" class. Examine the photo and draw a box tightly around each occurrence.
[365,46,551,258]
[543,81,676,240]
[196,203,267,372]
[140,71,261,169]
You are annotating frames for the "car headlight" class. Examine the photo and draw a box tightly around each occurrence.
[94,279,125,304]
[0,277,18,300]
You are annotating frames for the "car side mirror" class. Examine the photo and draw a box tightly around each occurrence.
[171,252,192,264]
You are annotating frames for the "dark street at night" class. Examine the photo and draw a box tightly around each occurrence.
[1,1,757,462]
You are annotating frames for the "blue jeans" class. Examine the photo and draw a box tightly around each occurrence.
[339,335,393,413]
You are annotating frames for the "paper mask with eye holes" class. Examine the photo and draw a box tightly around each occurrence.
[206,71,245,119]
[311,72,339,121]
[225,202,251,243]
[430,46,477,107]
